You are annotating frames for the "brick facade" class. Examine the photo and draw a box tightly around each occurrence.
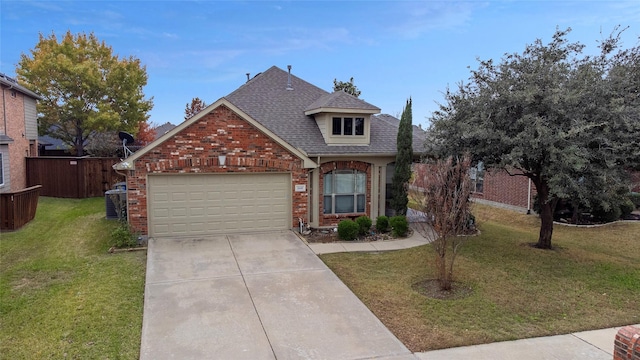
[614,325,640,360]
[0,86,37,192]
[318,160,372,227]
[472,168,536,210]
[127,104,308,235]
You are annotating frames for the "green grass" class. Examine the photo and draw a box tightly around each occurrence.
[0,197,146,359]
[321,204,640,352]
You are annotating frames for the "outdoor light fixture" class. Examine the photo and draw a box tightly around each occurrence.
[218,154,226,166]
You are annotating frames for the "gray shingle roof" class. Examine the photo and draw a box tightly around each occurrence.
[305,91,380,114]
[153,122,177,140]
[0,73,42,100]
[224,66,423,156]
[375,113,427,153]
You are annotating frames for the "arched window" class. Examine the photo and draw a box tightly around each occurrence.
[323,169,366,214]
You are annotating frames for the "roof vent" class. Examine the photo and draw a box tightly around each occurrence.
[286,65,293,91]
[246,73,250,83]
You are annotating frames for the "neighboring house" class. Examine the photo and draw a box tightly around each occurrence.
[0,73,40,193]
[470,166,536,213]
[38,134,72,156]
[153,122,177,140]
[115,66,423,237]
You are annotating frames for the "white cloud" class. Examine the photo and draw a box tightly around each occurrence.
[386,2,483,38]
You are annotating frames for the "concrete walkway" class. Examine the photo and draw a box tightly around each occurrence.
[141,231,414,360]
[303,221,637,360]
[414,325,639,359]
[307,224,433,254]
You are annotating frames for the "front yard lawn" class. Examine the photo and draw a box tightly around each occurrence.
[0,197,146,359]
[321,204,640,352]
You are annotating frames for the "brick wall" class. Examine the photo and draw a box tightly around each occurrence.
[127,104,308,235]
[473,168,536,210]
[614,325,640,360]
[1,87,34,192]
[318,160,372,227]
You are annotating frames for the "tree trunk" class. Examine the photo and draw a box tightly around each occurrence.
[75,134,84,156]
[535,180,555,249]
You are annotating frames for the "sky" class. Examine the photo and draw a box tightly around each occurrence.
[1,1,640,129]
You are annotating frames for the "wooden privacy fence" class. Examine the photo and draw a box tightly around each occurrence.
[26,157,124,198]
[0,185,42,231]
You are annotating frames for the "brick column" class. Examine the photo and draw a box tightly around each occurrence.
[614,325,640,360]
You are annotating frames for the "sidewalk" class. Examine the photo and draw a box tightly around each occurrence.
[302,216,637,360]
[306,223,433,255]
[414,325,639,359]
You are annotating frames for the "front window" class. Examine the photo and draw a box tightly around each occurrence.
[332,117,364,136]
[323,169,366,214]
[470,161,484,193]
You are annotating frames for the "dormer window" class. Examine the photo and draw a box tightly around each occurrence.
[332,117,364,136]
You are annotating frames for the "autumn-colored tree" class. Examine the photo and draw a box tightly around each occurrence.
[17,31,153,156]
[135,121,156,146]
[410,155,474,291]
[184,97,207,120]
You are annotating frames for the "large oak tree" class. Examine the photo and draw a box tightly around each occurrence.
[426,28,640,249]
[17,31,153,156]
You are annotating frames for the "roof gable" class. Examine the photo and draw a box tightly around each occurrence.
[0,73,42,100]
[304,91,380,115]
[114,98,317,170]
[225,66,414,156]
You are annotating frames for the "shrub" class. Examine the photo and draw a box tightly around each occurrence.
[592,203,622,223]
[466,213,476,230]
[630,192,640,209]
[337,220,359,241]
[355,216,372,235]
[375,216,389,233]
[620,198,635,218]
[111,221,138,248]
[389,215,409,237]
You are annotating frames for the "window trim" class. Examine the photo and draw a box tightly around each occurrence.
[331,117,365,136]
[323,169,366,214]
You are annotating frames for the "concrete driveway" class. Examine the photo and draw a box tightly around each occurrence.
[140,231,415,360]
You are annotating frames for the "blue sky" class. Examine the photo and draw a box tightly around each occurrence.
[2,1,639,128]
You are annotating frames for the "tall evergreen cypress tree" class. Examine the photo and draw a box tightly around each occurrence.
[391,98,413,215]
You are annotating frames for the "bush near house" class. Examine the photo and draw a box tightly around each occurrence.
[389,215,409,237]
[376,215,390,233]
[337,220,360,241]
[355,216,372,235]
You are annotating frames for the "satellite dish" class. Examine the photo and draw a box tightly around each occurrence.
[118,131,135,145]
[118,131,135,158]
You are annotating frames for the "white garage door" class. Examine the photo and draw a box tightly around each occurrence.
[148,173,291,237]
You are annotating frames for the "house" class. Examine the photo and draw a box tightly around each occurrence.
[38,134,72,156]
[470,166,536,213]
[153,122,177,140]
[114,66,424,237]
[0,73,41,193]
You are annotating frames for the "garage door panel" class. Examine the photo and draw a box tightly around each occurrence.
[149,173,291,237]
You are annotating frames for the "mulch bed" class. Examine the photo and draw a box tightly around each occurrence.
[302,227,413,243]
